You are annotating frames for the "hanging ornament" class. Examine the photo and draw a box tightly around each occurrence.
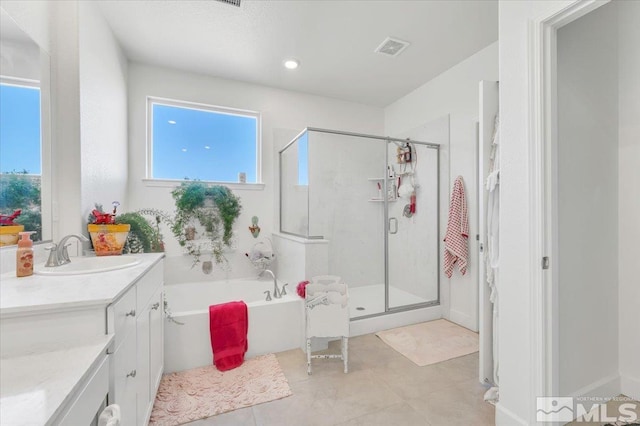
[249,216,261,238]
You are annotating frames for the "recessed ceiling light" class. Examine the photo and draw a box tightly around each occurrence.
[283,59,299,70]
[168,120,176,124]
[204,146,210,150]
[181,148,187,152]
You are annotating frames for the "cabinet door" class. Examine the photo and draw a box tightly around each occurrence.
[136,305,151,426]
[137,287,164,425]
[149,288,164,396]
[112,328,137,426]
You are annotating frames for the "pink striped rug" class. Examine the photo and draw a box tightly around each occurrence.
[149,354,292,425]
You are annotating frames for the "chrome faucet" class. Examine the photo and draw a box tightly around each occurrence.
[45,234,89,267]
[260,269,281,299]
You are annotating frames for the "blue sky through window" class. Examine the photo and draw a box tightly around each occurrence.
[298,132,308,185]
[152,103,258,182]
[0,84,41,175]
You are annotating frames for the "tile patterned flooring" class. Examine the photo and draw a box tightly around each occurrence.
[186,333,494,426]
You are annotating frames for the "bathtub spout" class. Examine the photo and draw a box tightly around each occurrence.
[260,269,281,299]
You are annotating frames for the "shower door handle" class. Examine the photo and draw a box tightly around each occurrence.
[389,217,398,234]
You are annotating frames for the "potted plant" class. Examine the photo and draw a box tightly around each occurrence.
[0,209,24,246]
[170,181,242,267]
[87,202,131,256]
[88,204,169,255]
[117,211,166,254]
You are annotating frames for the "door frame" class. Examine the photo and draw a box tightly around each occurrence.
[528,0,610,405]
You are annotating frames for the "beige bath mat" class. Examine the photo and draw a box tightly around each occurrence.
[149,353,292,425]
[376,319,479,367]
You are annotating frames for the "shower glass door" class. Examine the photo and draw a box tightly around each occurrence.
[280,128,439,320]
[305,130,387,318]
[386,140,440,310]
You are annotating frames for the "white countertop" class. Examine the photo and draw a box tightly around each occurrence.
[0,334,114,426]
[0,253,164,317]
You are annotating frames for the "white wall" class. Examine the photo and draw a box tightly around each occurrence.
[384,41,498,332]
[127,63,384,284]
[49,0,82,240]
[498,1,568,424]
[499,2,640,423]
[385,42,498,135]
[0,38,41,80]
[78,1,129,223]
[0,1,52,54]
[557,1,619,397]
[618,0,640,400]
[498,1,610,424]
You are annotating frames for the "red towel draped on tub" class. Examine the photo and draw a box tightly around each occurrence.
[209,301,248,371]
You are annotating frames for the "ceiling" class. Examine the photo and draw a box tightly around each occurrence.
[98,0,498,107]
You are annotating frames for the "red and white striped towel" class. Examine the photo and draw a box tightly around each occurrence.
[444,176,469,278]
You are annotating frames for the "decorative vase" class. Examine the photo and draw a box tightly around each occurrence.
[0,225,24,246]
[249,216,260,238]
[185,226,196,241]
[88,224,131,256]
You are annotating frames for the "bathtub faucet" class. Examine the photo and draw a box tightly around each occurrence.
[260,269,282,299]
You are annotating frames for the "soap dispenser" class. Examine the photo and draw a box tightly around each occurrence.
[16,231,35,277]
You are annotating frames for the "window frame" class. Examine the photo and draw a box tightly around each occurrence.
[145,96,263,188]
[0,76,45,242]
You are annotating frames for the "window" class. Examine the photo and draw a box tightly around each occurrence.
[297,132,308,186]
[148,98,261,183]
[0,79,43,241]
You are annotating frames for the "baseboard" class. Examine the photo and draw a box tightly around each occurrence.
[570,372,621,398]
[350,305,442,337]
[621,374,640,400]
[448,308,477,332]
[495,402,528,426]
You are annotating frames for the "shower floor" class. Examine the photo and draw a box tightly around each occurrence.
[348,284,430,318]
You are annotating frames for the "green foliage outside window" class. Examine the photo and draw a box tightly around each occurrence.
[0,171,42,241]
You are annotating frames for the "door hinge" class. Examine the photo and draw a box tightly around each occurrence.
[542,256,550,270]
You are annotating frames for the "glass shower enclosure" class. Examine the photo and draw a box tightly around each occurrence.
[280,128,440,319]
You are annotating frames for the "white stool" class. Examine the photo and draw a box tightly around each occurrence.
[305,275,349,375]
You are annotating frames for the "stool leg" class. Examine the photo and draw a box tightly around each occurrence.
[342,336,349,373]
[306,338,312,375]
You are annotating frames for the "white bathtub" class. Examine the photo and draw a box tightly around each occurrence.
[163,278,304,373]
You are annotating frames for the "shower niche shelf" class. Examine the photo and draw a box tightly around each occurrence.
[368,177,397,202]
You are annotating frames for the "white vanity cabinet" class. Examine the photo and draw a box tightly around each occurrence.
[0,253,165,425]
[107,260,164,426]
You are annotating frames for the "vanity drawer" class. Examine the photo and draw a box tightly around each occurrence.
[137,261,163,313]
[110,286,137,350]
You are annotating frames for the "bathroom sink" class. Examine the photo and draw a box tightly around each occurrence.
[35,256,141,276]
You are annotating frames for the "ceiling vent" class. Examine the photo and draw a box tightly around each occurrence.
[215,0,241,7]
[374,37,410,57]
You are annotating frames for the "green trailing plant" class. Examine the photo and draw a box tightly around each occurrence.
[170,181,242,267]
[164,295,184,325]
